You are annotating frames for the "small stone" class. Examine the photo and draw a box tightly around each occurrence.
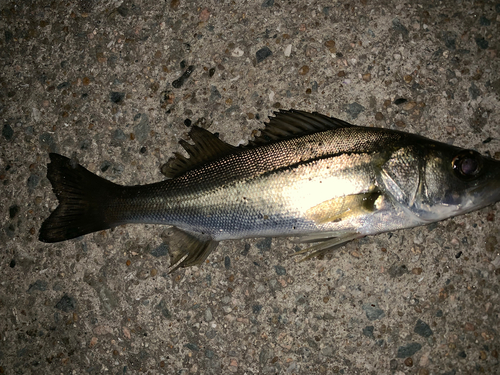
[252,304,262,314]
[210,85,221,101]
[284,44,292,57]
[170,0,180,9]
[396,342,422,358]
[469,83,481,100]
[389,359,398,371]
[27,280,48,292]
[411,267,422,275]
[256,47,272,63]
[172,65,195,88]
[205,308,213,322]
[110,91,125,104]
[133,114,149,143]
[231,47,244,57]
[350,250,361,258]
[274,265,286,275]
[375,112,384,121]
[9,205,20,219]
[362,303,385,321]
[57,81,70,90]
[199,8,210,22]
[259,347,274,364]
[156,298,172,319]
[337,70,346,77]
[479,16,491,26]
[475,37,488,50]
[321,346,335,357]
[160,90,175,105]
[485,235,497,252]
[402,101,416,111]
[404,357,413,367]
[362,325,374,339]
[362,73,371,82]
[464,322,475,331]
[414,319,433,338]
[4,30,13,43]
[185,343,199,352]
[55,294,76,312]
[89,337,98,348]
[388,263,408,278]
[299,65,309,75]
[479,350,487,360]
[395,120,406,128]
[305,46,317,57]
[27,174,40,189]
[256,237,272,251]
[344,102,365,119]
[2,124,14,140]
[392,18,409,37]
[404,74,413,83]
[324,40,336,53]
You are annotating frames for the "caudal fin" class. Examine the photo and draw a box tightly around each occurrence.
[39,153,121,242]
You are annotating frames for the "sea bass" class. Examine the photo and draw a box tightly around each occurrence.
[39,110,500,271]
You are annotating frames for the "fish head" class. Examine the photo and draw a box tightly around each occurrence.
[415,144,500,221]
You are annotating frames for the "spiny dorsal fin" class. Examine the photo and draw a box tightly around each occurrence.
[246,109,355,147]
[161,126,237,178]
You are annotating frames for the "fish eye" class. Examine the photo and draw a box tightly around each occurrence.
[452,150,483,179]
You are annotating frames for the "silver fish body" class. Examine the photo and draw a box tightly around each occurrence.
[39,110,500,270]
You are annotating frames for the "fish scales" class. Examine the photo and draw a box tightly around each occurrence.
[108,127,398,238]
[38,110,500,270]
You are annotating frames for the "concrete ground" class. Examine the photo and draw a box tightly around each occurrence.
[1,0,500,374]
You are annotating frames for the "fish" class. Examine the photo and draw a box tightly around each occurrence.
[38,110,500,271]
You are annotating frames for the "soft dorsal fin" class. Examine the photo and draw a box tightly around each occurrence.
[161,126,237,178]
[246,109,355,147]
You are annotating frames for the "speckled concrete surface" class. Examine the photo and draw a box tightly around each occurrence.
[1,0,500,374]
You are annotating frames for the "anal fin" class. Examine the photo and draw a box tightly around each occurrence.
[168,227,219,272]
[294,232,362,261]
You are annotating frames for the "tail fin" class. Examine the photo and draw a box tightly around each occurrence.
[39,153,121,242]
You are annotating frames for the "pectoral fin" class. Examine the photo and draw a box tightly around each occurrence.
[305,191,381,224]
[168,228,219,272]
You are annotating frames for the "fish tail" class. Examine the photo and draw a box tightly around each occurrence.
[39,153,122,242]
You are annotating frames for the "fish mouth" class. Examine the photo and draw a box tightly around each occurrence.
[463,163,500,213]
